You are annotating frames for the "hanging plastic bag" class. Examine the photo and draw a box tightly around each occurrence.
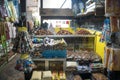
[15,59,24,71]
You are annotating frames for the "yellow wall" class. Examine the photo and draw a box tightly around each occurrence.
[87,29,106,61]
[95,31,106,61]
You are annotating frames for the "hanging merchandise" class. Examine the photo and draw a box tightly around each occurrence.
[0,22,5,37]
[48,23,55,35]
[4,21,17,40]
[8,1,18,21]
[0,0,4,5]
[0,5,8,18]
[0,21,11,41]
[100,18,111,43]
[13,0,19,17]
[12,27,33,53]
[4,22,10,40]
[71,0,79,15]
[4,0,11,18]
[78,0,84,13]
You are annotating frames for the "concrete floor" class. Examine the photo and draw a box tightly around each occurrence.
[0,54,24,80]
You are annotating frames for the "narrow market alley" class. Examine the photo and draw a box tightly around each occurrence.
[0,54,24,80]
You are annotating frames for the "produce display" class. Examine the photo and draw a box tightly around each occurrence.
[67,50,101,62]
[31,28,103,80]
[33,28,93,35]
[75,29,91,35]
[57,29,73,35]
[34,29,53,35]
[33,38,67,50]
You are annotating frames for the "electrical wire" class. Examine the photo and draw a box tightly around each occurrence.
[60,0,67,8]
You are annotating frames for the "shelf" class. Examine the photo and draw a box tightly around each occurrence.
[40,8,74,19]
[77,1,104,18]
[32,58,66,71]
[77,11,95,17]
[33,35,95,38]
[32,58,66,61]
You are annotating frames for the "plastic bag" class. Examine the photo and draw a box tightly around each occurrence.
[15,59,24,71]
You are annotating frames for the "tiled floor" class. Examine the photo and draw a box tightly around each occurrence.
[0,54,24,80]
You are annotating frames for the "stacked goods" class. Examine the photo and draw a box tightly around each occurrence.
[90,63,103,68]
[90,52,102,62]
[31,71,42,80]
[43,38,67,50]
[57,30,72,35]
[67,50,101,62]
[32,38,67,58]
[35,29,53,35]
[90,63,103,72]
[66,44,74,51]
[75,29,91,35]
[80,51,91,61]
[42,71,52,80]
[66,61,78,71]
[92,73,108,80]
[67,51,75,59]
